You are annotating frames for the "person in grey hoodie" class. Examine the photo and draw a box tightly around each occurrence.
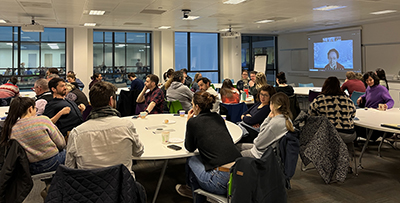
[166,71,194,112]
[237,92,295,158]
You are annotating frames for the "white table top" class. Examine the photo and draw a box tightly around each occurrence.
[20,91,36,98]
[0,106,8,118]
[213,83,237,89]
[354,108,400,134]
[125,114,243,160]
[293,87,322,96]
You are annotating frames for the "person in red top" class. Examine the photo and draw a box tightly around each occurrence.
[0,76,19,99]
[136,74,164,115]
[341,71,366,97]
[220,79,240,104]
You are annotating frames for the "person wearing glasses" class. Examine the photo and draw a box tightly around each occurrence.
[236,70,249,91]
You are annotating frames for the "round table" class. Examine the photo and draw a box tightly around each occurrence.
[293,87,321,95]
[354,108,400,168]
[125,113,243,203]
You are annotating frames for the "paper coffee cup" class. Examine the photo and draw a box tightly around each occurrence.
[162,131,170,144]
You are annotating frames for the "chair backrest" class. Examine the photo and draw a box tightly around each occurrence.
[220,103,248,123]
[82,105,92,121]
[299,83,314,87]
[350,91,365,108]
[210,84,215,90]
[308,90,320,102]
[45,164,146,203]
[167,100,183,114]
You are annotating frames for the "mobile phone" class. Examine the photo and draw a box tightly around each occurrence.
[132,115,139,119]
[167,144,182,151]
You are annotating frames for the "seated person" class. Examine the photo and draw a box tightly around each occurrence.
[241,85,276,128]
[33,78,53,116]
[357,71,394,109]
[309,77,356,166]
[166,71,194,112]
[128,72,144,91]
[220,78,240,104]
[275,72,294,96]
[238,92,294,158]
[67,71,85,90]
[43,78,85,137]
[376,68,389,90]
[66,81,144,177]
[341,71,366,97]
[190,73,202,92]
[65,83,89,107]
[249,72,267,97]
[176,91,241,202]
[137,74,164,115]
[1,97,65,175]
[197,77,220,113]
[0,76,19,99]
[181,68,192,87]
[236,70,250,91]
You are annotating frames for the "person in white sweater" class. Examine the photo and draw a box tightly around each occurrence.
[238,92,295,158]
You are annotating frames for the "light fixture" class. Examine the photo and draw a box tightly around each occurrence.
[219,28,230,32]
[158,26,171,29]
[84,23,96,26]
[370,10,397,15]
[223,0,247,5]
[313,5,346,11]
[255,19,275,24]
[6,43,12,46]
[0,19,6,23]
[47,43,59,49]
[183,16,200,20]
[89,10,106,15]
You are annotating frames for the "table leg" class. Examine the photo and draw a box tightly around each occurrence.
[152,160,168,203]
[358,129,373,169]
[378,132,388,157]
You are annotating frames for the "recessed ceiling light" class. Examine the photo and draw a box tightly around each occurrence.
[0,19,6,23]
[370,10,397,15]
[6,43,12,46]
[48,43,59,49]
[219,28,230,32]
[313,5,346,11]
[84,23,96,26]
[183,16,200,20]
[89,10,106,15]
[158,26,171,29]
[255,19,275,24]
[223,0,247,5]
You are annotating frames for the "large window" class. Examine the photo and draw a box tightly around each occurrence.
[242,36,277,86]
[0,27,66,89]
[93,31,151,85]
[175,32,220,83]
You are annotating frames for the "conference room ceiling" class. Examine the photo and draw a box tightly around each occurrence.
[1,0,400,34]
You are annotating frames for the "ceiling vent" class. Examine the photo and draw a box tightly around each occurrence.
[140,9,166,15]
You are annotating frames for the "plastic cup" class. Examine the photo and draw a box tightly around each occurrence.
[162,131,170,144]
[221,115,227,120]
[140,111,147,119]
[244,89,249,97]
[179,110,185,117]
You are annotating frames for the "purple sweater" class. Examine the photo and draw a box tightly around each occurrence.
[361,84,394,109]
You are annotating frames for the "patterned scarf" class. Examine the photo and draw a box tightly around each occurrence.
[88,106,121,120]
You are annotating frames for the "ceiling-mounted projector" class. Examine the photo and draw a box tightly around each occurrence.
[221,31,241,38]
[21,17,44,32]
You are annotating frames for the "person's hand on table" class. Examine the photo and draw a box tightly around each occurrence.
[187,109,195,121]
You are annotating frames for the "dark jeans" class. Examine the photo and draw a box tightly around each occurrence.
[29,150,66,175]
[185,156,230,203]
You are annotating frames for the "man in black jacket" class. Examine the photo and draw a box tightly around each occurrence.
[34,78,53,115]
[43,78,85,137]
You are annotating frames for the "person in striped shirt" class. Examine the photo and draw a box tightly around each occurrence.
[0,76,19,99]
[0,97,66,175]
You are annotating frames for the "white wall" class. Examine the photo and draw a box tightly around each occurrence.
[220,37,242,83]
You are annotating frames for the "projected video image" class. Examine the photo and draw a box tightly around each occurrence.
[313,39,353,71]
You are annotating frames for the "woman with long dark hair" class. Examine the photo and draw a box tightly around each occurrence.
[220,78,240,104]
[89,72,103,90]
[176,91,241,202]
[0,97,66,175]
[376,68,389,90]
[275,72,294,96]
